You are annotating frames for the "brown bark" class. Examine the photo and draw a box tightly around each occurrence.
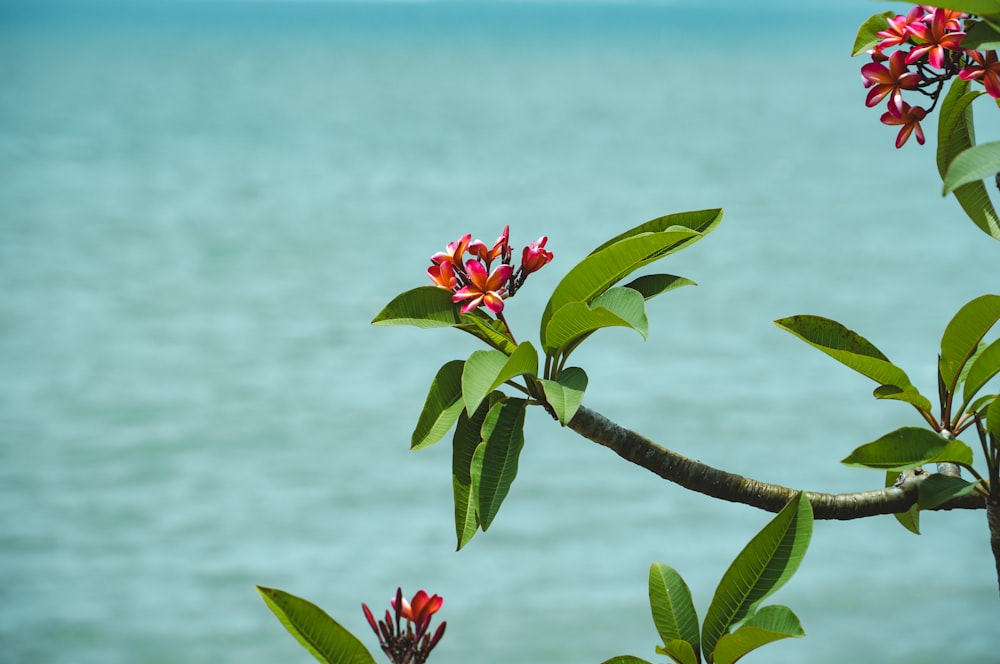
[567,405,986,519]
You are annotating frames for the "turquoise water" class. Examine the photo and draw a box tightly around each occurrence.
[1,2,998,663]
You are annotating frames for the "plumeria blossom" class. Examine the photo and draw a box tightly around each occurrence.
[425,226,553,317]
[960,50,1000,98]
[881,102,928,148]
[363,588,446,664]
[859,5,996,148]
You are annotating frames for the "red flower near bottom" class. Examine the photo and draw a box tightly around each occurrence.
[881,103,927,148]
[363,588,446,664]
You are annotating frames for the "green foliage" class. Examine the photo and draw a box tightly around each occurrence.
[461,343,538,415]
[257,587,376,664]
[649,563,700,661]
[712,606,804,664]
[452,396,500,550]
[962,18,1000,50]
[852,11,895,56]
[943,141,1000,195]
[477,398,528,531]
[700,492,812,663]
[886,471,921,534]
[774,315,930,412]
[537,366,588,425]
[411,360,466,450]
[371,286,464,328]
[841,427,974,471]
[544,287,649,355]
[963,339,1000,406]
[600,657,655,664]
[940,294,1000,404]
[918,474,980,509]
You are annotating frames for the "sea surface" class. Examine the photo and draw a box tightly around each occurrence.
[1,2,999,663]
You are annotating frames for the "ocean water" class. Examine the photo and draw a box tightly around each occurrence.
[1,2,998,663]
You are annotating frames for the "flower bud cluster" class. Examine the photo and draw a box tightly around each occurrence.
[362,588,446,664]
[861,6,999,147]
[427,225,553,315]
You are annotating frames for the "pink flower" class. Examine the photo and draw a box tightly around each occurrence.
[469,225,511,266]
[427,260,457,289]
[960,50,1000,98]
[394,590,444,631]
[521,236,553,274]
[452,260,512,314]
[364,588,447,664]
[881,102,927,148]
[875,6,928,52]
[863,51,921,116]
[906,8,965,69]
[430,233,471,267]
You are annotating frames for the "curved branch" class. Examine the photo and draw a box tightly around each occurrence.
[567,405,986,519]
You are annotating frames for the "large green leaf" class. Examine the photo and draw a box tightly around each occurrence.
[589,208,723,255]
[963,19,1000,50]
[852,11,895,56]
[540,229,701,345]
[372,286,464,328]
[841,427,973,470]
[461,342,538,415]
[712,606,804,664]
[918,474,980,509]
[649,563,700,660]
[256,587,376,664]
[963,337,1000,405]
[774,315,930,411]
[654,640,699,664]
[411,360,465,450]
[623,274,697,300]
[477,398,528,531]
[701,492,813,664]
[544,287,649,354]
[943,141,1000,194]
[538,366,588,426]
[600,657,654,664]
[940,295,1000,397]
[452,396,501,550]
[936,78,1000,240]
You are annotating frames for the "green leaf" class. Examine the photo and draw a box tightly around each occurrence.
[256,587,376,664]
[852,11,895,56]
[589,208,723,256]
[701,492,813,664]
[538,366,588,426]
[886,471,921,534]
[918,474,980,509]
[623,274,697,300]
[461,342,539,415]
[372,286,464,328]
[940,295,1000,398]
[649,563,700,659]
[456,312,518,354]
[936,78,1000,240]
[411,360,466,450]
[477,398,528,531]
[600,657,655,664]
[963,338,1000,405]
[988,397,1000,436]
[544,287,649,354]
[712,606,804,664]
[963,19,1000,50]
[943,141,1000,194]
[970,393,998,419]
[774,315,930,411]
[890,0,1000,15]
[841,427,973,470]
[452,396,501,550]
[655,640,699,664]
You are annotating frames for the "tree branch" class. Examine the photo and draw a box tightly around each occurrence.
[567,405,986,519]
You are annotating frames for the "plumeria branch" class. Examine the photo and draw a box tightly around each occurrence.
[566,405,987,519]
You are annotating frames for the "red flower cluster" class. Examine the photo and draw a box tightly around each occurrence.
[427,226,553,315]
[363,588,446,664]
[861,6,999,148]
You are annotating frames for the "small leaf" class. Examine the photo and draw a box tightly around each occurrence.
[852,11,895,56]
[987,397,1000,436]
[918,474,980,509]
[943,141,1000,195]
[841,427,971,471]
[649,563,700,659]
[411,360,465,450]
[712,606,804,664]
[654,640,699,664]
[623,273,696,300]
[589,208,723,256]
[775,315,929,411]
[886,471,920,535]
[461,343,539,415]
[477,398,528,531]
[940,294,1000,395]
[538,366,588,426]
[701,492,812,663]
[969,393,998,418]
[963,338,1000,405]
[544,287,649,354]
[256,587,377,664]
[600,657,655,664]
[372,286,464,328]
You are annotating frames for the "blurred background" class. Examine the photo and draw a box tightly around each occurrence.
[1,1,998,662]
